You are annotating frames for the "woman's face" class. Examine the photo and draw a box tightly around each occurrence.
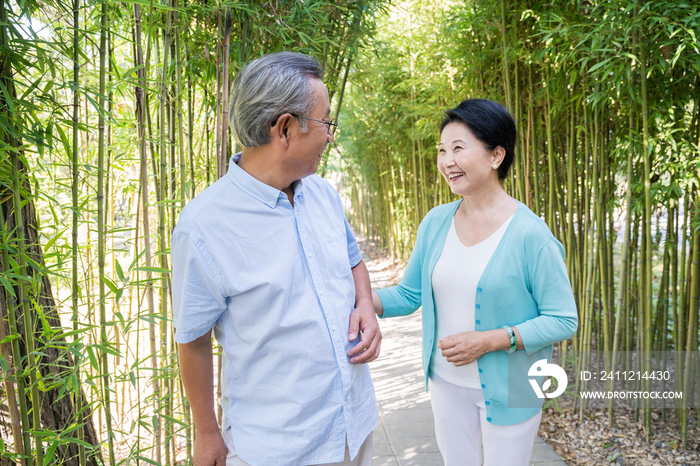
[437,122,499,197]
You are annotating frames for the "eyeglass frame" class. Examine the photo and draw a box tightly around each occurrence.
[270,112,338,135]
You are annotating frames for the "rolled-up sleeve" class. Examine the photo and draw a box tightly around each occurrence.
[345,218,362,269]
[517,238,578,354]
[171,231,227,344]
[333,190,362,269]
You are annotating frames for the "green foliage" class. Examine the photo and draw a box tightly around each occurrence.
[0,0,388,464]
[341,0,700,444]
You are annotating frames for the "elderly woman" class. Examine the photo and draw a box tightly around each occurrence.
[372,99,577,466]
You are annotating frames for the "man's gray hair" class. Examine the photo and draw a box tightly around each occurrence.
[229,51,325,148]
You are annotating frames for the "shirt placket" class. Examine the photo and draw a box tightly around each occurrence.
[292,194,354,416]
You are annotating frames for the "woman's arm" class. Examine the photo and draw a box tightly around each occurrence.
[374,217,429,318]
[372,290,384,316]
[515,238,578,354]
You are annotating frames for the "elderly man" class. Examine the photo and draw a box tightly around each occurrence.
[172,52,380,466]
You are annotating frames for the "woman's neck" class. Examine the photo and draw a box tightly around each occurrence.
[459,183,512,217]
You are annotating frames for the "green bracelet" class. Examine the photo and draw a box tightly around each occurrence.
[502,326,517,353]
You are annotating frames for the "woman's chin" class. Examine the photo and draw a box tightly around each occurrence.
[448,184,468,197]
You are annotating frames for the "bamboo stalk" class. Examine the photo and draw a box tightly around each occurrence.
[608,108,634,427]
[11,149,43,466]
[175,0,186,210]
[0,207,28,465]
[0,291,22,459]
[134,5,157,462]
[0,3,32,462]
[500,0,512,113]
[545,80,555,231]
[154,5,173,462]
[220,7,232,176]
[639,27,653,440]
[681,194,699,448]
[214,10,223,177]
[97,1,116,463]
[188,59,195,198]
[72,0,86,461]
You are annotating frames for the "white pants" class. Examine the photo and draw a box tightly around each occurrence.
[429,373,542,466]
[224,428,373,466]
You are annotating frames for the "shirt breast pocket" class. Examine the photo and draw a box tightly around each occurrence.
[324,232,352,279]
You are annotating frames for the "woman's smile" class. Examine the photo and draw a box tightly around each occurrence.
[448,171,465,181]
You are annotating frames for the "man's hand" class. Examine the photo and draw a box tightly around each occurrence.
[347,302,382,363]
[193,430,227,466]
[348,259,382,363]
[179,330,226,465]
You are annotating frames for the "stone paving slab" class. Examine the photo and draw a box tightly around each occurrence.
[365,252,567,466]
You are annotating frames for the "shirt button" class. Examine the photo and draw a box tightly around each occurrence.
[476,320,481,325]
[478,368,483,373]
[481,384,486,389]
[487,417,492,422]
[477,287,482,293]
[475,304,480,309]
[485,401,490,405]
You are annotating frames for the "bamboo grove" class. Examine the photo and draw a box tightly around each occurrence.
[0,0,384,464]
[340,0,700,449]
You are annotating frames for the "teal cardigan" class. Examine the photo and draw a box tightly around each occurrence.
[375,200,578,425]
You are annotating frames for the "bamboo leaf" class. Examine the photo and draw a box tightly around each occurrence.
[134,266,171,274]
[93,343,122,358]
[160,414,188,427]
[42,441,59,466]
[101,274,120,294]
[128,240,155,272]
[86,345,100,372]
[115,260,125,282]
[43,232,62,252]
[0,275,16,298]
[0,334,18,345]
[55,327,97,340]
[135,456,161,466]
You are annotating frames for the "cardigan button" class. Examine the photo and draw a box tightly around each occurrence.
[476,320,481,325]
[477,287,482,292]
[487,417,492,422]
[478,368,483,373]
[485,401,490,405]
[475,304,480,309]
[481,384,486,389]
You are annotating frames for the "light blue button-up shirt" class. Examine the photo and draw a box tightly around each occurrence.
[171,156,378,466]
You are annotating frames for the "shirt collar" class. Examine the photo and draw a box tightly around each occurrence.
[226,152,303,208]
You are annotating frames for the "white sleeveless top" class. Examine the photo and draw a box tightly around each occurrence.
[429,214,514,388]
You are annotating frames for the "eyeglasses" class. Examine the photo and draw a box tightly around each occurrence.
[290,113,339,135]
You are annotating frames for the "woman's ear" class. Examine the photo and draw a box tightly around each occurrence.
[492,146,506,166]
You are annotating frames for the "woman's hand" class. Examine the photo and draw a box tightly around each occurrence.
[438,328,524,366]
[438,331,492,366]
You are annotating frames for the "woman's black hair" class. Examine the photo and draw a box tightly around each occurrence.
[440,99,516,181]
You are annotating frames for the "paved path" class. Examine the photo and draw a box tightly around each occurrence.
[364,252,567,466]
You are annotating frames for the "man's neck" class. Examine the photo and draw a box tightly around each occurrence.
[237,148,297,205]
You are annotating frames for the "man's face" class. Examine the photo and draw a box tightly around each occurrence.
[290,78,334,178]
